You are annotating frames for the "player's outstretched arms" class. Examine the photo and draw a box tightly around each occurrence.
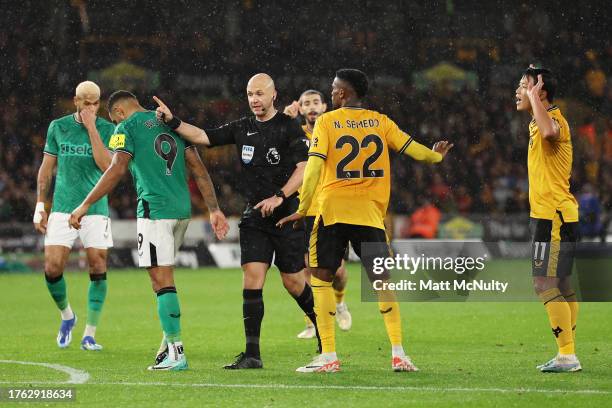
[69,152,130,230]
[34,154,57,234]
[404,140,453,163]
[185,148,229,240]
[153,96,212,146]
[81,106,112,171]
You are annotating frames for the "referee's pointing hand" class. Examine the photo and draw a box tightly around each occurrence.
[153,96,173,123]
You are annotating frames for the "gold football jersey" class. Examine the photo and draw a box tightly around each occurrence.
[527,106,578,221]
[308,107,414,229]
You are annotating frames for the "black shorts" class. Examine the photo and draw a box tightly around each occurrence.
[530,212,578,278]
[240,225,305,273]
[305,216,349,261]
[308,215,390,280]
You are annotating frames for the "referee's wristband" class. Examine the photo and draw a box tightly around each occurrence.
[166,116,182,130]
[33,202,45,223]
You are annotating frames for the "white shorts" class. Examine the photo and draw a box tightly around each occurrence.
[45,212,113,249]
[137,218,190,268]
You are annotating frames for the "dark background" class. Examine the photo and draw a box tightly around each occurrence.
[0,0,610,238]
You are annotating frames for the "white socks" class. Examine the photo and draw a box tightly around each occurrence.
[83,324,96,338]
[392,345,406,358]
[60,305,74,320]
[321,352,338,362]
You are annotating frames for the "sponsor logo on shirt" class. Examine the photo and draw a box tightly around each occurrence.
[242,145,255,164]
[109,134,126,149]
[60,143,93,157]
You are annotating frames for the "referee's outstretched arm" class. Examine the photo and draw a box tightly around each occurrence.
[153,96,212,146]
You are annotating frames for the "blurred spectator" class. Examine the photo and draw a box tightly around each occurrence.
[0,2,608,225]
[405,196,442,239]
[578,184,603,239]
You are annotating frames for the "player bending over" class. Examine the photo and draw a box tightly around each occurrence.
[69,91,229,371]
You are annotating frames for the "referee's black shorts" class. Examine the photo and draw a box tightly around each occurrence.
[530,211,578,278]
[240,223,305,274]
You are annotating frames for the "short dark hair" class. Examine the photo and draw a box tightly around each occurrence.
[299,89,325,103]
[336,68,369,98]
[523,66,557,102]
[107,90,137,112]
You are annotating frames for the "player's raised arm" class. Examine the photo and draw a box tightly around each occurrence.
[153,96,212,146]
[185,147,229,240]
[80,106,112,171]
[527,73,560,141]
[69,152,131,229]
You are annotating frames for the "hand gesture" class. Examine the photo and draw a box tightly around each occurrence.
[80,106,97,131]
[254,195,284,217]
[69,203,89,230]
[210,209,230,240]
[432,141,454,157]
[33,208,48,234]
[283,101,300,119]
[275,212,304,228]
[527,74,545,102]
[153,96,173,123]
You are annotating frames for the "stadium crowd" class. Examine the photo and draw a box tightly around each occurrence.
[1,2,609,238]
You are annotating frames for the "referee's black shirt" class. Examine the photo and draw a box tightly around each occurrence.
[206,111,308,227]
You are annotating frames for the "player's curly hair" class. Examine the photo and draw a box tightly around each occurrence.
[523,66,557,103]
[336,68,369,98]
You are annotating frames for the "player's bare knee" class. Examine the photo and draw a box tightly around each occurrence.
[311,267,334,282]
[533,276,557,295]
[44,259,64,278]
[88,258,106,275]
[281,272,304,294]
[558,277,573,296]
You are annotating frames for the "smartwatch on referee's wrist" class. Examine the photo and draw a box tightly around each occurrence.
[275,190,286,201]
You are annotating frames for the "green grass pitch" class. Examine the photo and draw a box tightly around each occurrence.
[1,264,611,407]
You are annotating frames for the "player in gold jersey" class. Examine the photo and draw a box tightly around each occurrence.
[285,90,352,339]
[278,69,452,372]
[516,65,581,372]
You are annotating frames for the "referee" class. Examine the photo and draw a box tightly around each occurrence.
[153,73,320,369]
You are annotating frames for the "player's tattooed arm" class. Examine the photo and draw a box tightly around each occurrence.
[36,154,56,203]
[527,74,560,141]
[185,148,229,240]
[153,96,212,146]
[34,154,56,233]
[80,106,112,171]
[185,148,220,212]
[69,152,130,229]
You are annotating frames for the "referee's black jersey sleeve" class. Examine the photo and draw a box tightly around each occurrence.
[205,120,239,147]
[286,118,309,164]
